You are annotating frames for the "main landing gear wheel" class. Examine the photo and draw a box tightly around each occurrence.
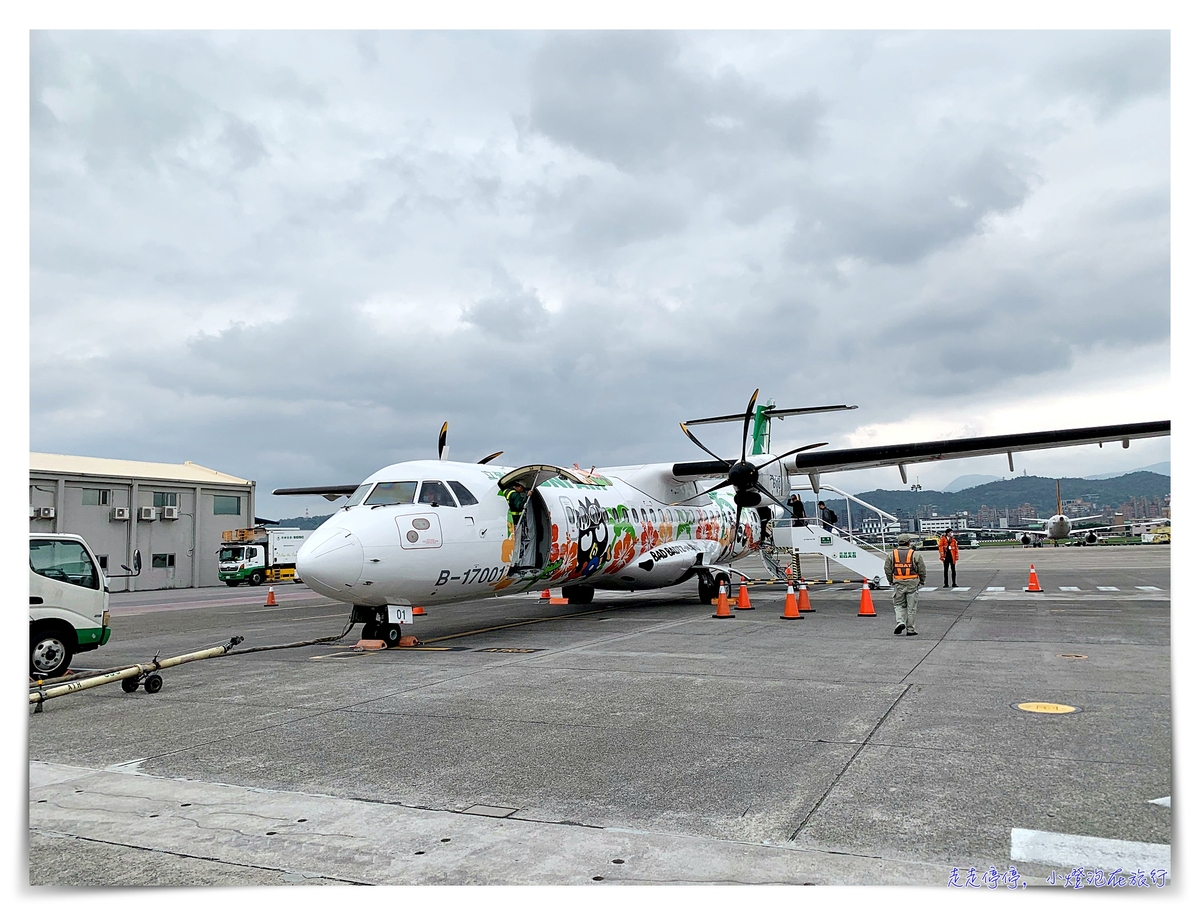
[562,584,594,605]
[697,574,716,604]
[381,624,403,648]
[144,674,163,694]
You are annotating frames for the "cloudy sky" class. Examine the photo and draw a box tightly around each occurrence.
[29,29,1172,517]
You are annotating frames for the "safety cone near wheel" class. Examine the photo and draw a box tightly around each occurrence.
[264,586,277,607]
[412,606,426,616]
[712,583,735,619]
[780,582,802,620]
[856,579,877,617]
[796,580,813,613]
[1024,564,1044,593]
[540,589,551,601]
[736,582,754,611]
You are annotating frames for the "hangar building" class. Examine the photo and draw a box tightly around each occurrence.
[29,453,256,591]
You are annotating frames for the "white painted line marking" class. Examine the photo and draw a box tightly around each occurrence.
[986,587,1005,592]
[1059,586,1081,591]
[1011,827,1170,872]
[919,587,937,592]
[1136,586,1163,591]
[1097,587,1120,591]
[1149,796,1170,807]
[952,587,970,592]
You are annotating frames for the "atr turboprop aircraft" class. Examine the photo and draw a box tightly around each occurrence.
[276,391,1169,644]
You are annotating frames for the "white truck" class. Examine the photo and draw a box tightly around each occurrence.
[218,528,310,587]
[30,533,120,678]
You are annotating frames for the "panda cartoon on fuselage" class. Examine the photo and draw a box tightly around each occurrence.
[575,497,609,577]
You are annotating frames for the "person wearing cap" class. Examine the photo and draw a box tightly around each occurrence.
[884,533,926,636]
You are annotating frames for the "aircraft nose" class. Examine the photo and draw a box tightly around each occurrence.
[297,527,364,595]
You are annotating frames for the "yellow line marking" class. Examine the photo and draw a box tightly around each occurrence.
[1016,702,1078,714]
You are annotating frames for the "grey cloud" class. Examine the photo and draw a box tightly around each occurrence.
[462,288,549,335]
[528,31,822,172]
[220,116,268,170]
[1043,31,1169,117]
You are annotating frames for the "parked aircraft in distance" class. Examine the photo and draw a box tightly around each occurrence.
[275,391,1169,645]
[971,480,1167,546]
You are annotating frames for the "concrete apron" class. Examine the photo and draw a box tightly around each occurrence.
[33,760,982,886]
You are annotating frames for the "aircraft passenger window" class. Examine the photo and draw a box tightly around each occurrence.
[419,481,457,507]
[447,481,479,506]
[619,506,628,521]
[365,481,418,505]
[347,483,373,507]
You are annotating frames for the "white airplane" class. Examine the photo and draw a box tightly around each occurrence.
[275,391,1169,645]
[977,480,1165,546]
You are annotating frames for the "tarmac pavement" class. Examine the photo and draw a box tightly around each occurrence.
[28,544,1172,887]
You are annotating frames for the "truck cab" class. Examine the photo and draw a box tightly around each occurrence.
[29,533,111,678]
[218,543,266,586]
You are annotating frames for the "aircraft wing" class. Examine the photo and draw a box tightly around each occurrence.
[273,484,360,501]
[788,420,1169,476]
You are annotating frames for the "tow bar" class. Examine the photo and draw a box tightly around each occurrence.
[29,636,243,713]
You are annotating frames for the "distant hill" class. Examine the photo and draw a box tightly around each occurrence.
[944,473,1001,492]
[274,514,334,530]
[1085,461,1170,480]
[851,471,1170,519]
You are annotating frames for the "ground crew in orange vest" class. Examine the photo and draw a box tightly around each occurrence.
[938,531,960,588]
[884,533,926,636]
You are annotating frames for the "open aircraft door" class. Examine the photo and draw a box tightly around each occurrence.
[498,465,598,572]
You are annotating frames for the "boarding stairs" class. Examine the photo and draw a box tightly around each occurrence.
[765,484,896,588]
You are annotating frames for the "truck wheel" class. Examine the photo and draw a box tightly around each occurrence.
[225,580,240,588]
[381,624,402,647]
[144,674,163,694]
[562,584,594,605]
[30,625,74,679]
[249,571,265,587]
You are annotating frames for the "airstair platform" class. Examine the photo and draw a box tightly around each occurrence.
[770,522,888,588]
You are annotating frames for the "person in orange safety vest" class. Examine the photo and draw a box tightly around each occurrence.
[884,533,926,636]
[938,532,960,588]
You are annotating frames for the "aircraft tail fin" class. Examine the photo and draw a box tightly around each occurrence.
[1056,479,1062,516]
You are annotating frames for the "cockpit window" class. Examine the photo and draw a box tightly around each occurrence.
[447,481,478,506]
[346,482,372,507]
[418,481,457,507]
[365,481,418,505]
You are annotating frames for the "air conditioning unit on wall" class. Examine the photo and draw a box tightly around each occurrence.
[37,507,56,519]
[161,506,180,521]
[111,506,131,521]
[138,506,156,521]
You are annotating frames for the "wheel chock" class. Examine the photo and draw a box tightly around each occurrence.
[353,639,387,651]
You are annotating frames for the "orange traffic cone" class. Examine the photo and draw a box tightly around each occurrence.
[856,579,877,617]
[780,583,802,620]
[1024,564,1044,593]
[549,589,569,605]
[412,606,426,616]
[712,583,736,619]
[796,580,813,613]
[264,586,277,607]
[736,582,754,611]
[540,589,551,600]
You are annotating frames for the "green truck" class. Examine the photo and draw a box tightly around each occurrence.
[218,528,310,587]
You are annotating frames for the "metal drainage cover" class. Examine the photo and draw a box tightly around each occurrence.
[1013,701,1080,715]
[1057,653,1088,660]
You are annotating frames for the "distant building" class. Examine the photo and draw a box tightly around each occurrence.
[919,517,965,534]
[29,453,256,591]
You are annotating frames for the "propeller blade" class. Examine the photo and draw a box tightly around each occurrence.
[438,422,449,461]
[740,389,760,463]
[753,441,828,470]
[669,478,732,505]
[751,482,791,511]
[477,451,504,465]
[680,423,731,465]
